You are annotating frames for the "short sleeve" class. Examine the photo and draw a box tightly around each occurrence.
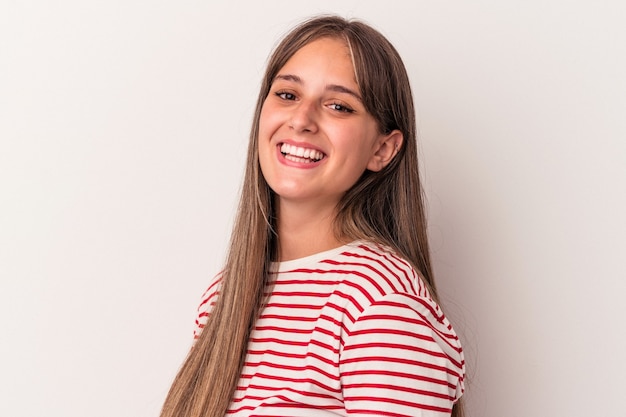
[339,292,465,416]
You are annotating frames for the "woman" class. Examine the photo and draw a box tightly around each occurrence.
[161,15,465,417]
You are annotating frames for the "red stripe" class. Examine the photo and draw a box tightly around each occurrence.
[345,396,451,414]
[273,277,340,286]
[242,360,340,382]
[254,325,314,335]
[308,338,340,355]
[240,383,341,400]
[248,337,309,347]
[229,401,344,413]
[343,382,455,401]
[346,327,436,344]
[354,312,461,348]
[344,341,447,360]
[345,341,464,370]
[341,410,413,417]
[340,355,462,379]
[259,313,319,322]
[264,302,325,310]
[246,348,338,367]
[237,372,341,394]
[347,407,446,417]
[341,368,456,389]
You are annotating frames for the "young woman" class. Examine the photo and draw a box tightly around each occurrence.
[161,15,465,417]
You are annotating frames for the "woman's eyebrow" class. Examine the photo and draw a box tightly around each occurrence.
[274,74,301,83]
[274,74,362,101]
[327,84,362,101]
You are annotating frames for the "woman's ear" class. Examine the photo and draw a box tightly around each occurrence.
[367,130,404,172]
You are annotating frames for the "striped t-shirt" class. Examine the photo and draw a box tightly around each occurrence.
[195,241,465,416]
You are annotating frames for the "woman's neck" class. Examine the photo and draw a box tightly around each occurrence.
[276,199,346,261]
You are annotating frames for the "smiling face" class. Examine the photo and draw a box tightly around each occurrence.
[258,37,401,212]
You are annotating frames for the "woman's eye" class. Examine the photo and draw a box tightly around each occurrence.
[329,103,355,113]
[276,91,296,100]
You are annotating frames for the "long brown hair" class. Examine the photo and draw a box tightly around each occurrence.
[160,15,464,417]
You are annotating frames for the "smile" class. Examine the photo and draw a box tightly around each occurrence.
[280,143,325,163]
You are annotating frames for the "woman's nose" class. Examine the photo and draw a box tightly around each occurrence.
[289,101,319,133]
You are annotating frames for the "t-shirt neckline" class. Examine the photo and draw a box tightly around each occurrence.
[273,240,362,272]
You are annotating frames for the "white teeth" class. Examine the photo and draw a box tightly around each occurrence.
[280,143,324,161]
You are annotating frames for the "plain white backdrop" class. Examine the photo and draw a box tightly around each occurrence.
[1,1,625,416]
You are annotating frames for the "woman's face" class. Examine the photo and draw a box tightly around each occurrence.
[258,37,391,210]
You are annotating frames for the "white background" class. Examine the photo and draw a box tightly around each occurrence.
[1,1,625,416]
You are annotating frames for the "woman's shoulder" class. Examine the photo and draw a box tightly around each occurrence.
[270,240,434,321]
[337,242,466,403]
[322,240,432,300]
